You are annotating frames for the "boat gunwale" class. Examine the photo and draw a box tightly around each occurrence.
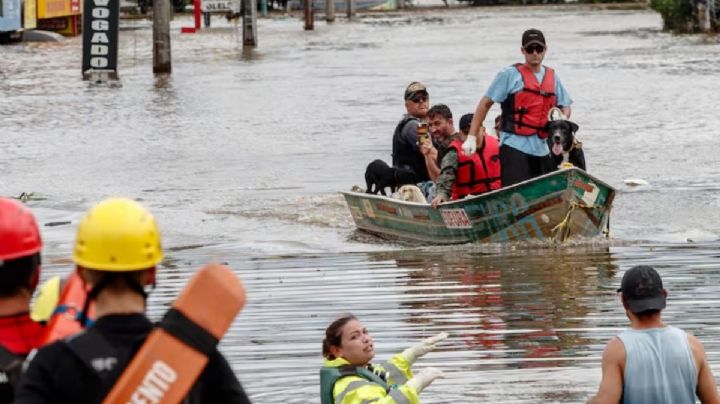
[340,167,616,208]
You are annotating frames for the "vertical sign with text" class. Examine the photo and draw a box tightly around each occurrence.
[82,0,119,79]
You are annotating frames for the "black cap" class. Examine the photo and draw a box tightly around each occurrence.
[404,81,428,100]
[522,29,546,47]
[459,113,474,132]
[617,265,666,314]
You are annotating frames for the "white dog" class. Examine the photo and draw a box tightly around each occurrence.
[397,185,427,203]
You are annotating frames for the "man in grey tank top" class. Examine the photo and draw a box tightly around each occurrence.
[589,265,720,404]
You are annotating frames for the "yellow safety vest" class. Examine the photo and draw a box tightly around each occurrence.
[320,355,420,404]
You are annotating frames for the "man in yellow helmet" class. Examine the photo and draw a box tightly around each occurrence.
[16,198,252,403]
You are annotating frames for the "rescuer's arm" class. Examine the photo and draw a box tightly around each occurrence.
[421,141,440,182]
[432,151,458,208]
[688,334,720,404]
[587,337,624,404]
[463,97,494,155]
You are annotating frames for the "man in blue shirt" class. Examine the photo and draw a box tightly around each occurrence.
[464,29,573,186]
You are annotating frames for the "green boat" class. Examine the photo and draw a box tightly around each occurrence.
[342,168,615,244]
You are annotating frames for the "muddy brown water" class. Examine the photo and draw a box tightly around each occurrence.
[2,5,720,402]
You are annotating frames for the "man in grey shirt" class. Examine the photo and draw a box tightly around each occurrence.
[590,265,720,404]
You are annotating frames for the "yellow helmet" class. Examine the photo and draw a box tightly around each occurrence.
[72,198,163,271]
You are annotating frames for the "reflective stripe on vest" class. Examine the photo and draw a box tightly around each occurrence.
[383,361,408,385]
[387,388,412,404]
[335,380,373,404]
[500,63,557,138]
[320,364,389,404]
[449,137,501,200]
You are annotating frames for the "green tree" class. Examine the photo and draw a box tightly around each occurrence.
[650,0,693,32]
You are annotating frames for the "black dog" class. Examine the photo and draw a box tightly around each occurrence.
[546,119,586,171]
[364,159,417,196]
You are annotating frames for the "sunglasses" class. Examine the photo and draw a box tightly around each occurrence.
[410,95,428,103]
[524,44,545,54]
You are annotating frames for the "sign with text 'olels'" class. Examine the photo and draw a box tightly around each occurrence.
[201,0,240,13]
[81,0,119,79]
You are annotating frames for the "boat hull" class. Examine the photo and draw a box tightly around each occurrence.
[342,168,615,244]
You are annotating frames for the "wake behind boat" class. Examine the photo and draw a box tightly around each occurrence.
[343,167,615,244]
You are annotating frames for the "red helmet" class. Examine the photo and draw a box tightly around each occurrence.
[0,197,42,261]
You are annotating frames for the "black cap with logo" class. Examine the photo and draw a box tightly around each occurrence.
[522,29,546,47]
[617,265,667,314]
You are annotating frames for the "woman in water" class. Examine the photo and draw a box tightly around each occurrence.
[320,314,447,404]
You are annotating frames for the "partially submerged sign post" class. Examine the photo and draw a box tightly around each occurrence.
[180,0,245,36]
[81,0,119,81]
[153,0,172,74]
[199,0,239,28]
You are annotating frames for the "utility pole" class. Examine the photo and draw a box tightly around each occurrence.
[243,0,257,47]
[304,0,313,30]
[346,0,355,20]
[326,0,334,22]
[153,0,172,73]
[698,1,711,32]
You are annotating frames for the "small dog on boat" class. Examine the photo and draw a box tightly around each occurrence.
[365,159,417,196]
[546,108,586,171]
[397,184,427,203]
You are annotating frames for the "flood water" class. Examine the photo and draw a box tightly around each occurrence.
[2,5,720,403]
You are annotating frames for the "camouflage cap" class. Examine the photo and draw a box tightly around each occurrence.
[404,81,428,100]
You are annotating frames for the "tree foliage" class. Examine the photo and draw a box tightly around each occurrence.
[650,0,693,32]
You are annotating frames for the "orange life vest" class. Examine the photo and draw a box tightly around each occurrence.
[500,63,557,139]
[449,136,501,200]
